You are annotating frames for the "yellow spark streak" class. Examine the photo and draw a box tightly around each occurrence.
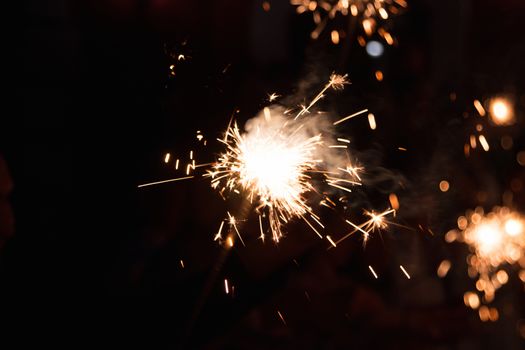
[337,138,351,143]
[295,73,348,120]
[346,219,372,237]
[164,153,171,163]
[137,176,194,188]
[228,212,246,246]
[326,235,337,247]
[258,215,265,242]
[400,265,411,279]
[214,221,225,241]
[333,109,369,125]
[180,259,185,268]
[302,216,323,238]
[224,279,229,294]
[327,182,353,193]
[277,310,287,326]
[329,145,348,149]
[310,214,325,228]
[175,159,180,170]
[190,150,194,160]
[368,265,378,279]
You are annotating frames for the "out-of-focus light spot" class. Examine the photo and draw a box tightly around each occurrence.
[464,292,480,309]
[262,1,270,12]
[496,270,509,284]
[331,30,340,44]
[517,151,525,166]
[164,153,171,163]
[439,180,450,192]
[476,124,483,132]
[457,216,468,230]
[489,97,515,125]
[501,136,513,150]
[366,40,384,57]
[519,270,525,283]
[368,113,377,130]
[450,92,457,101]
[389,193,399,210]
[479,135,490,151]
[437,260,451,278]
[375,70,383,81]
[362,18,375,36]
[445,230,457,242]
[505,219,523,236]
[169,64,176,76]
[479,306,490,321]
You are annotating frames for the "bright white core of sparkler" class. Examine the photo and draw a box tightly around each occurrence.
[240,134,315,202]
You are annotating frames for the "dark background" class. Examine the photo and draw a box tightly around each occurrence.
[4,0,525,348]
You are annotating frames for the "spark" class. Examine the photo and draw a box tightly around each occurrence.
[399,265,411,279]
[137,176,194,188]
[224,279,229,294]
[337,138,351,143]
[277,310,287,326]
[228,212,246,246]
[368,265,378,279]
[164,153,171,163]
[180,259,185,268]
[333,108,368,125]
[268,92,280,102]
[214,220,225,241]
[326,235,337,247]
[334,209,395,246]
[295,73,349,120]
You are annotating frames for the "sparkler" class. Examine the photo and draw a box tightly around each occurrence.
[206,74,393,244]
[446,206,525,318]
[291,0,407,45]
[140,74,394,247]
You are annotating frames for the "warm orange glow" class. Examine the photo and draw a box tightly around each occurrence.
[489,97,515,125]
[439,180,450,192]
